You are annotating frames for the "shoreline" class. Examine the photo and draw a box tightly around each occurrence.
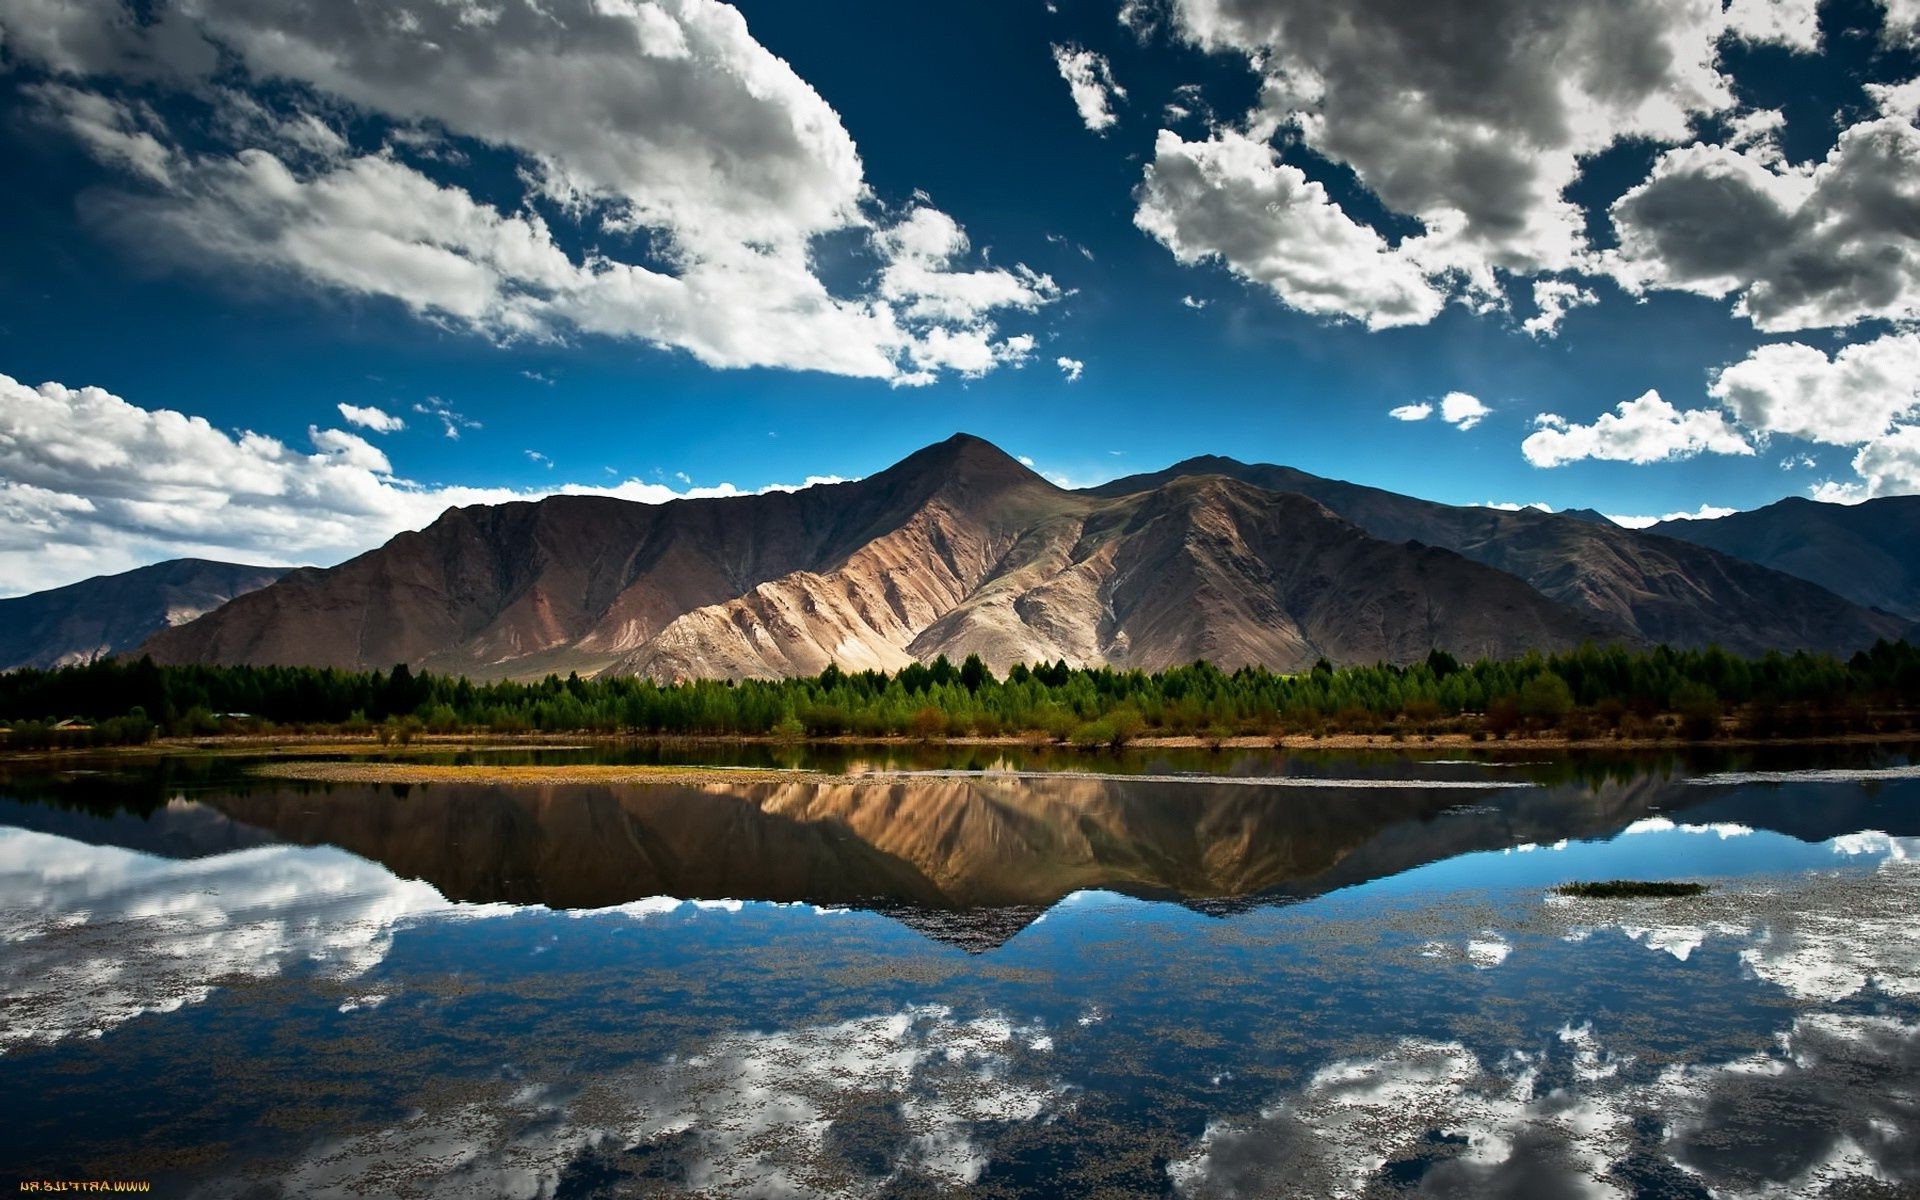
[1,727,1916,769]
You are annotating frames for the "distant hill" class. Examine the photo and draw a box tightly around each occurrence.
[0,559,289,671]
[1650,496,1920,621]
[1088,457,1913,659]
[133,436,1912,681]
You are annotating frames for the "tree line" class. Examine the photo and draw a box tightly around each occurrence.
[1,640,1917,748]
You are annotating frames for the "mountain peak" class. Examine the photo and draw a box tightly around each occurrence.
[882,433,1051,493]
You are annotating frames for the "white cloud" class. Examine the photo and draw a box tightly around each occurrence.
[1118,0,1163,39]
[1605,504,1739,529]
[1167,0,1736,295]
[1523,279,1599,338]
[1608,108,1920,331]
[1056,356,1084,382]
[335,402,404,433]
[413,398,480,440]
[1523,390,1754,468]
[1708,333,1920,446]
[1522,332,1920,497]
[1813,426,1920,502]
[26,81,174,184]
[1139,0,1916,338]
[1439,391,1490,430]
[1180,294,1209,309]
[1393,394,1488,429]
[1050,43,1126,133]
[1723,0,1822,51]
[0,374,844,596]
[1878,0,1920,43]
[2,0,1055,385]
[1135,128,1445,330]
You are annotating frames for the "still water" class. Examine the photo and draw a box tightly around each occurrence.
[2,745,1918,1197]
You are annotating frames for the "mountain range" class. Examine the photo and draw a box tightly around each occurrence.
[0,559,289,671]
[3,435,1913,677]
[1650,495,1920,621]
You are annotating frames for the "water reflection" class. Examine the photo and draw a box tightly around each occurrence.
[191,772,1700,926]
[0,826,450,1052]
[1,752,1918,1197]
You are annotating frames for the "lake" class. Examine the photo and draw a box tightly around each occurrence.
[3,743,1918,1197]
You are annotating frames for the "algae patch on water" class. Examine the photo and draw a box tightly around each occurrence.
[1553,880,1708,899]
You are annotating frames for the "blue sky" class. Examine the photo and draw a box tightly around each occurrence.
[0,0,1917,593]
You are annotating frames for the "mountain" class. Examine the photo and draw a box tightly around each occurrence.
[1090,457,1913,657]
[1650,496,1920,621]
[137,436,1910,681]
[614,471,1615,679]
[0,559,289,671]
[142,435,1610,679]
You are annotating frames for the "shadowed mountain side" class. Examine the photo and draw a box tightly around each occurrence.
[0,559,288,671]
[141,435,1056,679]
[616,476,1613,677]
[1651,495,1920,621]
[1089,458,1915,657]
[199,771,1709,948]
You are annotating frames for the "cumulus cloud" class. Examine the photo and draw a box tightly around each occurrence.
[1135,0,1916,337]
[1163,0,1736,296]
[1050,43,1125,133]
[2,0,1055,385]
[1392,394,1489,429]
[1523,332,1920,495]
[1813,426,1920,501]
[1135,128,1445,330]
[1056,356,1085,382]
[1439,391,1490,430]
[1523,390,1754,468]
[1709,333,1920,446]
[1723,0,1822,50]
[1608,107,1920,331]
[336,402,404,433]
[1523,279,1599,338]
[0,374,846,595]
[1878,0,1920,43]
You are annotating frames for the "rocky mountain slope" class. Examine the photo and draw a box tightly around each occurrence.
[1651,495,1920,621]
[136,435,1911,681]
[143,436,1610,679]
[1090,457,1913,658]
[0,559,288,671]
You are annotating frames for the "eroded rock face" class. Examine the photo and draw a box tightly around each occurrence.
[138,435,1911,681]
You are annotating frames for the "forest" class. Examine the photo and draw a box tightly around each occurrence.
[2,640,1917,749]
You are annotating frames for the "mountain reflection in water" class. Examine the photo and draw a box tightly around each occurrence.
[3,749,1919,1198]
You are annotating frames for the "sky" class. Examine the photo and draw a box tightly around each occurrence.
[0,0,1918,595]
